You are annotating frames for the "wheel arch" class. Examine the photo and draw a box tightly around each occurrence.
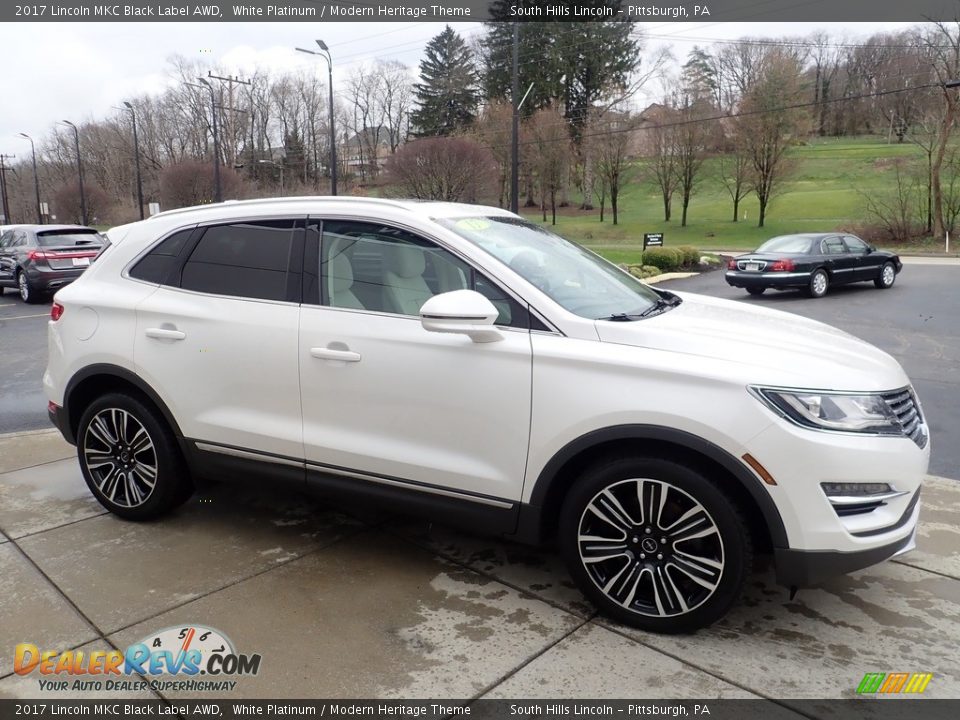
[62,364,185,447]
[518,425,788,552]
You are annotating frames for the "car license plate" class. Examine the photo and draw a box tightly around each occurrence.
[72,257,90,267]
[745,262,760,272]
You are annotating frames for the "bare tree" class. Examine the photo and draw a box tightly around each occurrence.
[529,107,570,225]
[673,102,710,227]
[923,20,960,239]
[385,137,494,202]
[593,111,636,226]
[737,50,809,227]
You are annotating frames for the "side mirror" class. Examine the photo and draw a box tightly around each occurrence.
[420,289,503,343]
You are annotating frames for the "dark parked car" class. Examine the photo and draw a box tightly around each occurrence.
[0,225,104,303]
[725,233,902,298]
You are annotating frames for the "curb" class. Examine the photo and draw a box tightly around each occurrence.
[0,427,60,440]
[645,272,699,284]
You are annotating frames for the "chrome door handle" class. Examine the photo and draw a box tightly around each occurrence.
[310,347,361,362]
[145,327,186,341]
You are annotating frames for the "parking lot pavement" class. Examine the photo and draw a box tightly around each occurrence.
[1,430,958,704]
[658,261,960,480]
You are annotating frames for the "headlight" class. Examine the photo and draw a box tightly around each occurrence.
[750,387,902,435]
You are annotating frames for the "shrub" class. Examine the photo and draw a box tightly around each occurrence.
[641,265,661,278]
[677,245,701,267]
[642,247,682,272]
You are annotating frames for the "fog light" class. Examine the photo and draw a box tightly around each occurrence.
[821,482,893,496]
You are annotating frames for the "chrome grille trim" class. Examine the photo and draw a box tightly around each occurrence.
[881,387,927,449]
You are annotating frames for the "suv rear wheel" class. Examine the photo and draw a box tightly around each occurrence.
[18,271,41,304]
[559,456,752,633]
[77,393,193,520]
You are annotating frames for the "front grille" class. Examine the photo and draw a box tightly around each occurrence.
[882,388,927,448]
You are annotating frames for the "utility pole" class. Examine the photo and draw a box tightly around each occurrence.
[0,154,13,224]
[122,102,145,219]
[60,121,88,225]
[207,72,252,169]
[510,21,520,214]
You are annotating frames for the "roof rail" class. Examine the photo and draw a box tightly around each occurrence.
[148,195,417,220]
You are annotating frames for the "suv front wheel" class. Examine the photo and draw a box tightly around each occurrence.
[559,456,752,633]
[77,392,193,520]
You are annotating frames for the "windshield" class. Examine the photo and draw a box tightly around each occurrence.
[438,216,662,320]
[756,235,814,253]
[36,230,103,248]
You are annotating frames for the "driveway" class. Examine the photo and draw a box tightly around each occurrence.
[657,260,960,480]
[1,260,958,706]
[0,430,958,706]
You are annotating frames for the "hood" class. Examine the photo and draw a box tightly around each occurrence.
[594,291,909,392]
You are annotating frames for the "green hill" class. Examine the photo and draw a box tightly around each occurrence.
[522,137,950,263]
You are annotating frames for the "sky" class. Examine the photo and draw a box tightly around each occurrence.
[1,20,917,153]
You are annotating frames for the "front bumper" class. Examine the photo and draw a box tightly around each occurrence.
[725,270,811,289]
[775,523,917,587]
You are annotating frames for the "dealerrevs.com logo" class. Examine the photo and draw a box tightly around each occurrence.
[15,625,261,693]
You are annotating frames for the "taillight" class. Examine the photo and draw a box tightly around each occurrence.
[769,258,795,272]
[28,250,52,261]
[727,258,737,270]
[50,303,64,321]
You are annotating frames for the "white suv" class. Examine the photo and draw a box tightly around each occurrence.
[44,198,929,633]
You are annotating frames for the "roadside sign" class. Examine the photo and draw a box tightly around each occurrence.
[643,233,663,249]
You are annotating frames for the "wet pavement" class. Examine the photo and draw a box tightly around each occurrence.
[0,429,958,705]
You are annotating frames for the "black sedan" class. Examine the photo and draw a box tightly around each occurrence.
[725,233,902,298]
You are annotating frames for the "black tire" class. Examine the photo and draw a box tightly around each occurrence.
[76,392,193,520]
[17,271,42,304]
[559,456,752,634]
[805,269,829,298]
[746,287,766,296]
[874,261,896,289]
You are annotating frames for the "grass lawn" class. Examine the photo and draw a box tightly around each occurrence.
[520,137,953,264]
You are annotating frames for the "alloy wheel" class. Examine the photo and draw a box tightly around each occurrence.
[82,408,158,508]
[18,273,29,302]
[882,264,895,286]
[577,478,724,618]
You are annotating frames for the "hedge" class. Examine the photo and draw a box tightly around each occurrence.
[642,247,683,272]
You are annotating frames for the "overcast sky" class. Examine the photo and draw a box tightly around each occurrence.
[2,20,916,151]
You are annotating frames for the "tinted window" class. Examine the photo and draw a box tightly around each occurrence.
[0,231,11,249]
[317,219,528,328]
[36,229,103,248]
[821,237,847,255]
[755,235,814,253]
[180,220,294,301]
[129,229,194,284]
[844,236,868,253]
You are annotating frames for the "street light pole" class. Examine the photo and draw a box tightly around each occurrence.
[188,79,222,202]
[296,40,337,195]
[17,133,42,224]
[122,102,145,219]
[60,121,88,225]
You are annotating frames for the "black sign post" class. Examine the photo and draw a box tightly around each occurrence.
[643,233,664,250]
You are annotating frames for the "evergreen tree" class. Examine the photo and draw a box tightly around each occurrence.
[411,25,480,136]
[482,1,640,142]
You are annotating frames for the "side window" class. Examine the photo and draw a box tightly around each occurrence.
[821,237,846,255]
[844,235,868,253]
[180,220,295,302]
[0,231,10,249]
[11,230,27,248]
[317,220,529,328]
[128,229,194,284]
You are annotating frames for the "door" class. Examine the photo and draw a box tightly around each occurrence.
[0,229,22,286]
[820,235,857,284]
[299,219,533,503]
[133,218,305,461]
[842,235,877,281]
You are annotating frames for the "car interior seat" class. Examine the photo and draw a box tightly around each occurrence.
[329,252,364,310]
[382,243,433,315]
